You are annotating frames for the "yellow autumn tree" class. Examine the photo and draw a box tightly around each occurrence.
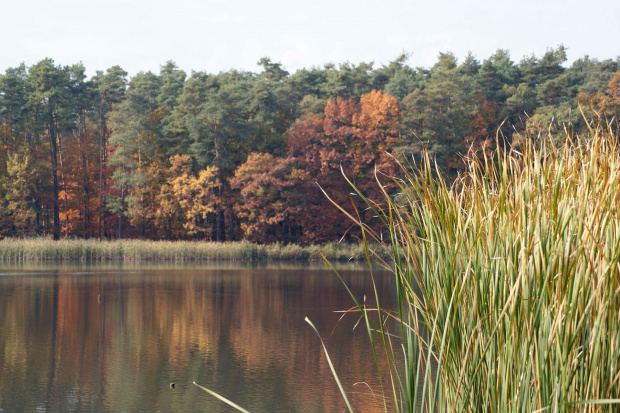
[0,151,38,236]
[154,156,187,239]
[158,154,221,240]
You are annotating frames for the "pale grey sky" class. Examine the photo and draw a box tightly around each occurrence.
[1,0,619,76]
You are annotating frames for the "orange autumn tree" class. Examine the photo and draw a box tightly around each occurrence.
[463,93,498,161]
[577,72,620,129]
[58,122,100,237]
[230,153,310,243]
[287,90,399,243]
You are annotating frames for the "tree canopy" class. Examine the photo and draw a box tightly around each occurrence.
[1,50,618,243]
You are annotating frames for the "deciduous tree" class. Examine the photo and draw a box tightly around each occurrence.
[287,90,399,243]
[92,65,127,238]
[231,153,309,243]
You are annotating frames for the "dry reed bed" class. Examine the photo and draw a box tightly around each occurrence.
[0,239,382,262]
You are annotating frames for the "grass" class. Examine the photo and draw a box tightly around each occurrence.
[332,123,620,411]
[0,238,389,262]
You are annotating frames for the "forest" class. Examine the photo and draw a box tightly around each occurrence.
[0,46,618,244]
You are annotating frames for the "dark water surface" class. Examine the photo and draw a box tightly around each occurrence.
[0,263,396,412]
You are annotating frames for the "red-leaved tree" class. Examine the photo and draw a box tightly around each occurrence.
[286,90,399,243]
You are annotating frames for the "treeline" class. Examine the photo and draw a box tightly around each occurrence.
[1,47,619,243]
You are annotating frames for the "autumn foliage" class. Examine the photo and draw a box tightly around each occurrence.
[577,72,620,129]
[1,53,618,244]
[231,153,309,243]
[286,90,399,243]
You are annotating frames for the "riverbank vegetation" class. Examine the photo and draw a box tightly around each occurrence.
[0,238,387,262]
[344,124,620,411]
[1,47,619,244]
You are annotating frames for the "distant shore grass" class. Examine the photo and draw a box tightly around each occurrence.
[0,238,387,262]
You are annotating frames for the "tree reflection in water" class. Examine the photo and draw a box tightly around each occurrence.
[0,263,397,412]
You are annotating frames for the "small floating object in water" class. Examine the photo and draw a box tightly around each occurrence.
[170,383,175,389]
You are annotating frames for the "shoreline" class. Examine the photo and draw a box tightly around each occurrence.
[0,238,389,262]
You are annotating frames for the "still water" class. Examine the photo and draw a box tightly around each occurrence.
[0,263,396,412]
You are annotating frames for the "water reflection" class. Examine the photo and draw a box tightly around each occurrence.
[0,264,396,412]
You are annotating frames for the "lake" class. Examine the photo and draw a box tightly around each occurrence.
[0,262,397,412]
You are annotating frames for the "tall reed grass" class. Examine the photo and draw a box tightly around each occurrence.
[334,124,620,411]
[0,238,385,262]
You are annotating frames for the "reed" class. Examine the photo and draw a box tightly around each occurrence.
[333,124,620,412]
[0,238,380,262]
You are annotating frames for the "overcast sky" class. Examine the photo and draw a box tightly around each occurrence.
[1,0,619,77]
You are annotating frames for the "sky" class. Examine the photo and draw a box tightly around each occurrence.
[1,0,619,77]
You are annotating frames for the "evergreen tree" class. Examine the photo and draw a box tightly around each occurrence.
[108,71,162,238]
[92,65,127,238]
[27,59,71,240]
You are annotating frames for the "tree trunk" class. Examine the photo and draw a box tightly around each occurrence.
[79,110,91,238]
[118,184,124,239]
[58,130,68,235]
[218,209,225,241]
[49,111,60,241]
[215,172,223,242]
[216,205,221,242]
[98,93,107,240]
[118,160,125,239]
